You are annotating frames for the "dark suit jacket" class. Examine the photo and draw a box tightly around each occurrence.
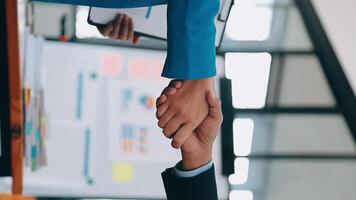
[161,165,218,200]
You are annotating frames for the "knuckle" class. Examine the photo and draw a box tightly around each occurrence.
[171,140,181,149]
[115,14,121,21]
[155,112,160,119]
[158,121,164,128]
[162,129,169,137]
[163,88,171,95]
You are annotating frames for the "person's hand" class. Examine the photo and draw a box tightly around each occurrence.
[156,78,215,149]
[157,80,223,170]
[97,13,140,44]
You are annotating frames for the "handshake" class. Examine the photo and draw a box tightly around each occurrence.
[95,14,223,171]
[155,79,223,171]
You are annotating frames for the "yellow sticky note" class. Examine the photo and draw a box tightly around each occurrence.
[113,162,134,183]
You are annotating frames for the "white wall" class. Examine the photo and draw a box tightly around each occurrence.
[33,3,75,37]
[311,0,356,95]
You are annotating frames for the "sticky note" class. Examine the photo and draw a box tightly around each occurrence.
[25,121,33,135]
[152,59,166,81]
[101,54,124,77]
[113,162,134,183]
[128,58,149,80]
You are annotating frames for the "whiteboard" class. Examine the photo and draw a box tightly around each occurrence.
[88,0,233,47]
[0,41,228,199]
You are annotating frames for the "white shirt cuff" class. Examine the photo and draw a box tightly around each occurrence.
[173,160,213,178]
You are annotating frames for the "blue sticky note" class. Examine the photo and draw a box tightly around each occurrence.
[31,146,37,158]
[25,121,33,135]
[35,128,41,141]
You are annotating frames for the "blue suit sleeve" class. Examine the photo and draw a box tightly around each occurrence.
[34,0,168,8]
[162,0,220,80]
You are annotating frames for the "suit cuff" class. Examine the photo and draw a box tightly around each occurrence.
[173,160,213,178]
[162,0,219,80]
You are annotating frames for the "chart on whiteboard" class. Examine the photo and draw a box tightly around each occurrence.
[107,80,178,162]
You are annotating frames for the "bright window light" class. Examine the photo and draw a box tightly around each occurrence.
[76,7,103,39]
[228,157,250,185]
[225,53,272,108]
[225,4,274,41]
[229,190,254,200]
[233,118,254,156]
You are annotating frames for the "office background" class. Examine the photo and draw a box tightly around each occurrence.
[1,0,356,199]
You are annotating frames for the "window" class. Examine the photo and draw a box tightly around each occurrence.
[225,1,275,41]
[225,53,272,108]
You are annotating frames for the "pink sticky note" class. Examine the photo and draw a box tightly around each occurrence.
[128,58,150,80]
[101,54,124,77]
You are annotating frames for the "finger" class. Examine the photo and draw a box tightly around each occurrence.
[156,102,169,119]
[206,91,223,122]
[127,18,134,42]
[133,34,140,44]
[119,15,129,40]
[169,80,183,89]
[98,23,113,37]
[163,87,177,96]
[158,109,176,128]
[163,116,183,139]
[156,95,167,109]
[110,14,123,38]
[171,123,194,149]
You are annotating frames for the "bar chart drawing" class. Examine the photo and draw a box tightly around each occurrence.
[76,72,84,120]
[83,127,94,185]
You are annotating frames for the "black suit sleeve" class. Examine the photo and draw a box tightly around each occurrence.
[161,164,218,200]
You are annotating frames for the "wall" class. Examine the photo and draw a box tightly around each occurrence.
[250,4,356,199]
[33,2,75,37]
[311,0,356,94]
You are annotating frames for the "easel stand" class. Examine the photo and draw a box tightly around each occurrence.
[0,195,35,200]
[1,0,30,199]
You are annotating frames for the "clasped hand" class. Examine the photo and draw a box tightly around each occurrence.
[156,80,223,170]
[97,13,223,171]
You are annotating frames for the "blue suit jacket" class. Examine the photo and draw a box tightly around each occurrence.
[36,0,219,80]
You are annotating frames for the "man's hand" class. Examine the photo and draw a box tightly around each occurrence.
[181,91,222,170]
[157,81,223,170]
[97,13,140,44]
[156,78,215,149]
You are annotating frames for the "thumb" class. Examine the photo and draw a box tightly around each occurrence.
[206,91,219,108]
[206,91,223,121]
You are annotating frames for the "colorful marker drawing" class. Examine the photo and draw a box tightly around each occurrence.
[120,124,149,154]
[108,80,180,163]
[122,124,134,152]
[121,88,133,111]
[83,128,94,185]
[138,127,148,153]
[76,72,84,120]
[139,95,155,109]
